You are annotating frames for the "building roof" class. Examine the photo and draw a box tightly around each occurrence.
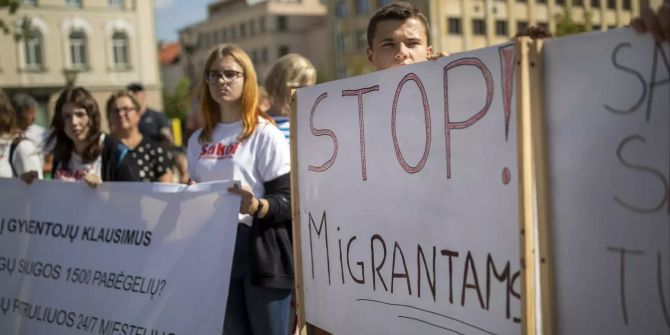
[159,42,182,65]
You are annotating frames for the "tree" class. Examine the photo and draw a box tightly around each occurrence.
[163,76,191,124]
[554,6,592,37]
[0,0,33,41]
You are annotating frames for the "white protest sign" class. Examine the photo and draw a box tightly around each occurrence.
[543,29,669,334]
[0,179,240,335]
[295,43,521,334]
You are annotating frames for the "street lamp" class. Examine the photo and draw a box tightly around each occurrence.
[62,68,79,87]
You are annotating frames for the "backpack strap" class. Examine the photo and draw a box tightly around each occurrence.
[9,136,25,177]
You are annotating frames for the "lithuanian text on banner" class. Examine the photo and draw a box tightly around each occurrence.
[0,179,240,335]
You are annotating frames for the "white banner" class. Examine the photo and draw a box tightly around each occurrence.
[0,179,240,335]
[296,42,521,335]
[544,29,670,334]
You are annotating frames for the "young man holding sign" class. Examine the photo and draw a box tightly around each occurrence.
[366,2,668,73]
[366,2,447,72]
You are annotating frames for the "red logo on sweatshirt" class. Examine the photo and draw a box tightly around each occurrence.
[199,142,240,160]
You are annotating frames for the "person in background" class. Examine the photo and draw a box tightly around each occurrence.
[630,3,669,42]
[264,53,316,141]
[0,90,41,182]
[126,83,174,144]
[257,86,272,114]
[49,87,134,186]
[106,90,173,183]
[11,92,52,175]
[187,44,293,335]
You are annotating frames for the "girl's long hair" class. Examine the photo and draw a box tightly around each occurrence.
[48,87,103,167]
[198,44,273,144]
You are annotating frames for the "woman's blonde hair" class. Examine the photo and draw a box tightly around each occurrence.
[198,44,273,143]
[264,53,316,116]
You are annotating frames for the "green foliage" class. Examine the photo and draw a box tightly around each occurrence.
[0,0,34,41]
[554,6,592,37]
[163,77,192,123]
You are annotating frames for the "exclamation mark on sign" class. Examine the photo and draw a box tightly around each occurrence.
[499,44,516,186]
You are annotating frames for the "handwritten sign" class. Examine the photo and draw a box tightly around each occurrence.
[544,29,669,334]
[0,179,240,335]
[295,43,521,334]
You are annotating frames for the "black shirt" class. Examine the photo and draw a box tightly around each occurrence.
[125,137,173,182]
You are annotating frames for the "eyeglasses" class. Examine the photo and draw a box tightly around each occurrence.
[205,70,244,85]
[115,106,136,115]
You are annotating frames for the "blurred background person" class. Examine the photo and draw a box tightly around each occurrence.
[264,53,316,140]
[11,92,53,176]
[0,90,42,182]
[257,86,271,114]
[106,90,174,183]
[187,44,293,335]
[49,87,134,186]
[127,82,174,144]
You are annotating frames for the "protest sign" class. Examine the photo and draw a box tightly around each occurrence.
[543,29,669,334]
[293,42,521,335]
[0,179,240,335]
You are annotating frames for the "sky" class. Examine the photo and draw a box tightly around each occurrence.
[154,0,212,42]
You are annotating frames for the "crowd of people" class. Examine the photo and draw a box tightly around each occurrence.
[0,1,667,335]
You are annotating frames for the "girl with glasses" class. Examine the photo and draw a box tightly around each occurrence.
[187,44,293,335]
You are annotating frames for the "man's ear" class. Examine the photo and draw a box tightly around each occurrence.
[367,47,375,65]
[427,45,433,58]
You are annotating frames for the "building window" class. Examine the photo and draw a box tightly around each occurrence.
[573,0,583,6]
[259,17,266,33]
[356,29,367,49]
[112,31,129,68]
[230,26,237,41]
[261,47,268,64]
[555,0,564,5]
[495,20,508,36]
[278,45,289,57]
[335,1,348,17]
[356,0,369,14]
[516,0,527,3]
[65,0,82,8]
[23,30,43,69]
[240,22,246,38]
[592,24,601,30]
[277,16,288,32]
[249,19,256,36]
[251,49,258,65]
[378,0,391,7]
[591,0,600,7]
[538,22,549,30]
[607,0,615,9]
[22,0,38,6]
[108,0,122,8]
[517,20,528,33]
[536,0,546,3]
[336,32,348,53]
[69,31,87,68]
[623,0,631,10]
[221,28,228,42]
[472,19,486,35]
[448,18,462,34]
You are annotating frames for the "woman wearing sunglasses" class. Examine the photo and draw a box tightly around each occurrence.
[187,44,293,335]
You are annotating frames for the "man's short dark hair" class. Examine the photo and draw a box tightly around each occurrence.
[367,1,430,49]
[11,92,37,113]
[126,82,144,93]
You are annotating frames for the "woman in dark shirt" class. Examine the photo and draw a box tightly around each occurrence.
[106,90,173,182]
